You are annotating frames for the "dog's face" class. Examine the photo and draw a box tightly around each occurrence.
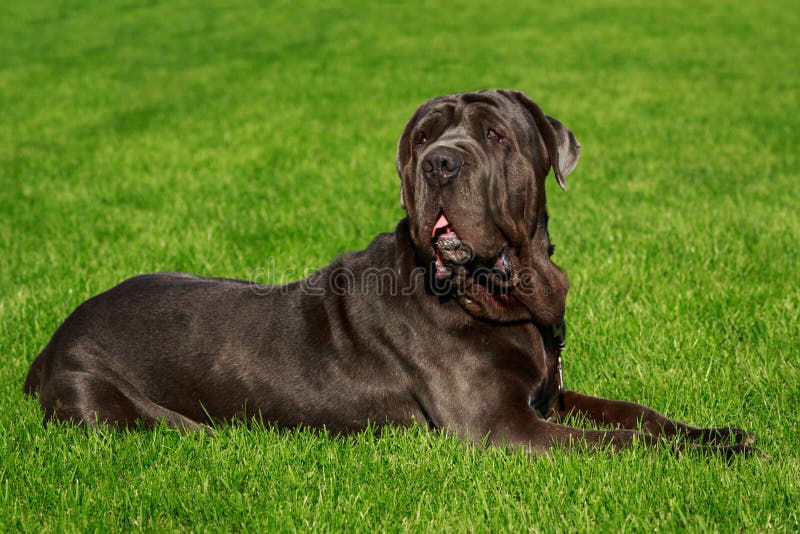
[397,90,580,321]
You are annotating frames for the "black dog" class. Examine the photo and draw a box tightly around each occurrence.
[25,90,754,454]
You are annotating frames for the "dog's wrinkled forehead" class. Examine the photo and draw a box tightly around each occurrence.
[404,92,529,151]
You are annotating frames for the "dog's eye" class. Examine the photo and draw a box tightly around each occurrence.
[487,128,505,144]
[415,133,428,148]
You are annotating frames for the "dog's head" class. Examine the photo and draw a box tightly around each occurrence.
[396,90,580,322]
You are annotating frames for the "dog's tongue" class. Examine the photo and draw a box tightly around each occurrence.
[432,214,450,237]
[432,213,458,241]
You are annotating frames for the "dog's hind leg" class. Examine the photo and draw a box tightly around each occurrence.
[23,352,45,396]
[40,371,202,432]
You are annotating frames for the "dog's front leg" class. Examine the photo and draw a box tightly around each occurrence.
[557,390,755,447]
[486,406,657,454]
[484,405,752,457]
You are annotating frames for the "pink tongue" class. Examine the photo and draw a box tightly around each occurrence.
[432,214,450,237]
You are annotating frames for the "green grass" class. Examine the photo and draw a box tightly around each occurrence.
[1,0,798,530]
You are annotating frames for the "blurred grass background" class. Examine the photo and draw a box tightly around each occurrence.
[1,0,798,530]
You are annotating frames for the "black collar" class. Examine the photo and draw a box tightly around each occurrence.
[553,319,566,409]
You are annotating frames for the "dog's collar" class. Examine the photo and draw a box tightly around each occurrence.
[553,319,566,409]
[553,319,566,353]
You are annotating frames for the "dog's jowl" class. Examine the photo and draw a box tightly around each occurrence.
[24,90,754,455]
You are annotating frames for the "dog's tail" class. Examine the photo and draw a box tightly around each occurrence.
[23,349,46,396]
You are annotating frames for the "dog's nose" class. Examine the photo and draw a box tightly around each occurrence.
[422,150,461,186]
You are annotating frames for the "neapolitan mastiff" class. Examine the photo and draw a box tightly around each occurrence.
[25,90,754,455]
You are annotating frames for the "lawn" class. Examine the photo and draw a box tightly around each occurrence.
[1,0,798,531]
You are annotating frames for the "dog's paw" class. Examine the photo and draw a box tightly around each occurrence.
[733,427,756,446]
[717,426,756,446]
[715,442,757,459]
[682,441,758,460]
[693,426,756,446]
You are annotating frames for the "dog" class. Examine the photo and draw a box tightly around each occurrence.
[24,90,754,455]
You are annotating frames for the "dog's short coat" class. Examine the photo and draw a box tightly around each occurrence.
[25,90,754,455]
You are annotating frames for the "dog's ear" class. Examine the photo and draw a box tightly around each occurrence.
[396,110,418,210]
[396,109,418,182]
[504,91,580,191]
[544,115,580,191]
